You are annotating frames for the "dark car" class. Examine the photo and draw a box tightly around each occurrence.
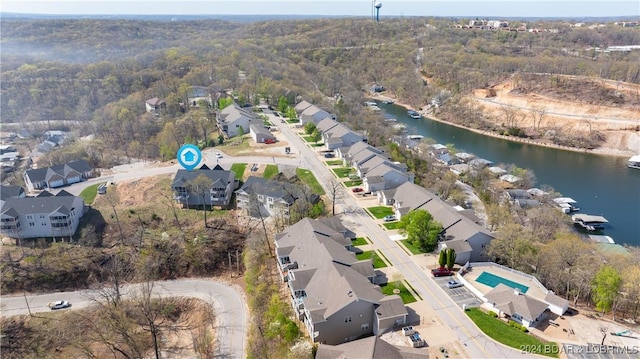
[431,267,454,277]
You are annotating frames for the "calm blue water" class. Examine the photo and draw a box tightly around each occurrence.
[378,101,640,247]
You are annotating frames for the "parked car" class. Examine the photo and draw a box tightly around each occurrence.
[264,138,276,144]
[447,280,463,289]
[352,187,364,193]
[383,215,396,222]
[50,300,71,310]
[431,267,454,277]
[215,152,223,158]
[323,153,335,158]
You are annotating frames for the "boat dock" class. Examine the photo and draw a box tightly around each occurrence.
[628,154,640,169]
[572,214,609,232]
[553,197,580,213]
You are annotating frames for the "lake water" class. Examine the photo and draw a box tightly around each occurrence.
[378,101,640,247]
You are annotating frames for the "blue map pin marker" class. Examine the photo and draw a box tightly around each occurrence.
[177,144,202,171]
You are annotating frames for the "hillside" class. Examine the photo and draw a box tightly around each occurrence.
[470,74,640,156]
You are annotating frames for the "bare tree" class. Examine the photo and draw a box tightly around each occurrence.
[326,179,345,216]
[530,104,547,130]
[501,105,523,128]
[104,186,125,245]
[187,174,215,228]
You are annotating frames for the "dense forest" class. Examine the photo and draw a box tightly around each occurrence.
[2,17,639,165]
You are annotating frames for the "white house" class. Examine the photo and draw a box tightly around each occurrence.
[484,284,549,328]
[0,191,85,240]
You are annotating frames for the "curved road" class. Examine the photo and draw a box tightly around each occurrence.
[0,279,248,359]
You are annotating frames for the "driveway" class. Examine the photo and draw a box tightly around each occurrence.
[0,279,248,359]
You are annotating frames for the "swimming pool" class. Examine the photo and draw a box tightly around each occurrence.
[476,271,529,293]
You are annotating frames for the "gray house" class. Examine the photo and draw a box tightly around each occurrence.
[217,103,257,138]
[171,164,237,209]
[0,185,25,208]
[485,284,549,328]
[316,336,427,359]
[23,160,95,192]
[322,122,365,150]
[235,176,295,218]
[387,182,493,263]
[299,105,333,125]
[362,164,413,193]
[276,218,407,345]
[0,190,85,240]
[249,124,276,144]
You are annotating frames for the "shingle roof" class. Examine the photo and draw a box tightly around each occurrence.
[171,166,235,189]
[316,336,428,359]
[25,160,92,184]
[2,192,82,217]
[1,185,25,201]
[485,284,548,321]
[236,176,295,204]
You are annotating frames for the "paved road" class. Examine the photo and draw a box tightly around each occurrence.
[274,115,538,358]
[0,279,248,359]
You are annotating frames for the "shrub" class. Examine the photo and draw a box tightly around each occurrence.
[489,311,498,318]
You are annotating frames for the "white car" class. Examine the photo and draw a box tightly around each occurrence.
[447,280,463,289]
[50,300,71,310]
[215,152,223,158]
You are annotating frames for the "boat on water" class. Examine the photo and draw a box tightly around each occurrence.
[393,124,408,133]
[572,214,609,232]
[628,154,640,169]
[407,135,424,140]
[410,113,423,119]
[364,101,377,107]
[407,110,417,116]
[382,99,395,104]
[553,197,580,214]
[384,118,398,123]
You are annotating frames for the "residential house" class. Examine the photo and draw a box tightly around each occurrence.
[343,144,386,169]
[354,154,405,178]
[294,100,314,116]
[387,182,493,263]
[455,152,475,163]
[469,158,493,170]
[235,176,296,218]
[36,131,68,154]
[484,284,549,328]
[0,190,85,240]
[145,97,166,113]
[276,218,407,345]
[217,102,258,138]
[23,160,95,192]
[362,163,413,193]
[315,336,427,359]
[171,164,237,209]
[249,124,276,144]
[300,105,333,125]
[0,185,26,208]
[316,117,340,134]
[322,122,365,150]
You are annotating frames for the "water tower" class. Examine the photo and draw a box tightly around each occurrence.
[374,2,382,22]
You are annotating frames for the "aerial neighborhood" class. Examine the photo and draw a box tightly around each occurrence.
[2,12,640,359]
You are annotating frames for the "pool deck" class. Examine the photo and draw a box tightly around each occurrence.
[462,264,548,302]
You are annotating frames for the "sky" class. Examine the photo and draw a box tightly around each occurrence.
[1,0,639,18]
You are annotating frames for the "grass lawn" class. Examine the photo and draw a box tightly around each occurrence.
[383,222,401,230]
[343,180,362,187]
[351,237,368,246]
[262,164,279,179]
[311,143,324,147]
[355,250,388,268]
[466,308,559,358]
[230,163,247,181]
[400,239,425,255]
[325,160,343,166]
[302,136,322,144]
[79,182,105,205]
[368,206,394,219]
[380,282,417,304]
[296,168,325,195]
[286,119,298,124]
[332,167,354,178]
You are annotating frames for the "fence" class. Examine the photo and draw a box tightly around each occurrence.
[468,262,549,294]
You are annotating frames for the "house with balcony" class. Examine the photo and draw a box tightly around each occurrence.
[275,218,407,345]
[216,102,258,138]
[336,141,384,163]
[170,164,237,209]
[23,160,95,192]
[235,176,297,219]
[0,190,84,240]
[299,105,333,125]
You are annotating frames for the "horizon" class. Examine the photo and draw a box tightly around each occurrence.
[2,1,639,18]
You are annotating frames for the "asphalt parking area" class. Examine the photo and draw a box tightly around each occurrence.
[433,277,483,309]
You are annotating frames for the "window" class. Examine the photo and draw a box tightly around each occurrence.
[481,243,487,248]
[42,222,47,226]
[29,222,35,227]
[361,323,369,331]
[27,215,33,220]
[39,215,45,219]
[344,316,352,323]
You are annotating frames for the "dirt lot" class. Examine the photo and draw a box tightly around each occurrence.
[469,75,640,156]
